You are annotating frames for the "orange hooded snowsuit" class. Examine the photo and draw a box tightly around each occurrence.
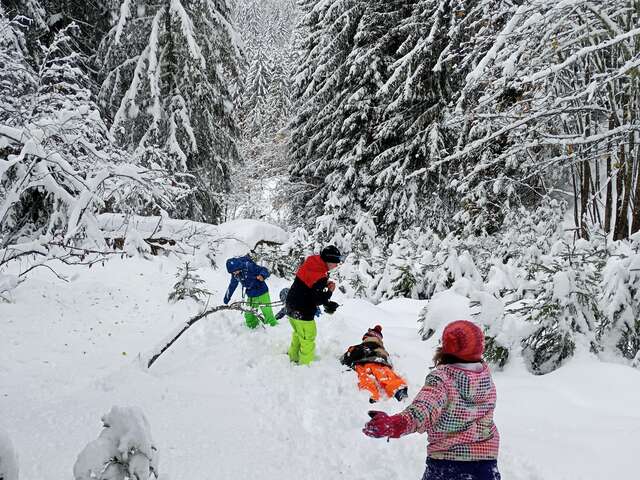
[340,326,407,402]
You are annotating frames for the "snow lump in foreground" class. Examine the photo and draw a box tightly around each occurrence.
[0,427,18,480]
[73,406,158,480]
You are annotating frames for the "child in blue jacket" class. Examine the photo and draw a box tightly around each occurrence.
[223,255,277,328]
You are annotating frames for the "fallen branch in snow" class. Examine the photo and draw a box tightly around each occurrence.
[145,302,265,368]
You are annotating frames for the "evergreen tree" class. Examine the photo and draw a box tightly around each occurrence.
[227,0,298,224]
[5,0,114,63]
[241,47,272,137]
[168,261,211,303]
[0,8,36,126]
[99,0,243,223]
[288,0,522,240]
[288,0,372,237]
[517,240,603,374]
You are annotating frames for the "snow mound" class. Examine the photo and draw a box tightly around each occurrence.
[98,214,287,252]
[73,406,158,480]
[216,218,288,254]
[417,288,474,339]
[0,427,18,480]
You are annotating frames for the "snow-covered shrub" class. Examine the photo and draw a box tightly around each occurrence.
[251,242,293,278]
[497,200,565,264]
[74,406,158,480]
[599,234,640,366]
[168,262,210,304]
[371,240,415,301]
[370,228,436,302]
[337,252,378,298]
[482,336,510,369]
[0,426,18,480]
[0,13,175,280]
[332,214,380,296]
[517,239,603,374]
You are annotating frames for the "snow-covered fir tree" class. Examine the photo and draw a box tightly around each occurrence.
[99,0,243,223]
[516,239,603,374]
[225,0,298,223]
[289,0,383,244]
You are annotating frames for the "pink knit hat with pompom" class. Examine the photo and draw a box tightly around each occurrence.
[441,320,484,361]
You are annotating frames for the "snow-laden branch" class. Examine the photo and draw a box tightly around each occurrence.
[520,26,640,84]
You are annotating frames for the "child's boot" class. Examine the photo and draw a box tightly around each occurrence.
[394,387,408,401]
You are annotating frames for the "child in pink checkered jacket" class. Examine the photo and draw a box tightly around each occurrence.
[363,320,501,480]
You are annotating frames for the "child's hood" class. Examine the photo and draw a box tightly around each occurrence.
[436,362,495,403]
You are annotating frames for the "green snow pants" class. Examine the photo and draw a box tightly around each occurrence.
[245,292,277,329]
[288,317,317,365]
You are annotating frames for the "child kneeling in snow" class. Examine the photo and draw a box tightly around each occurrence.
[363,320,500,480]
[340,325,408,403]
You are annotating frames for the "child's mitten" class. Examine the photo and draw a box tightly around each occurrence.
[324,301,339,314]
[362,411,408,438]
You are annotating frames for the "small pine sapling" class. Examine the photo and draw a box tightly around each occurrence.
[519,239,603,374]
[417,304,437,341]
[168,262,211,304]
[599,236,640,365]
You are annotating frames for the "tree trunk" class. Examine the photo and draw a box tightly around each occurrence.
[614,145,630,240]
[630,78,640,234]
[590,163,601,226]
[604,115,614,233]
[571,163,580,236]
[580,161,591,239]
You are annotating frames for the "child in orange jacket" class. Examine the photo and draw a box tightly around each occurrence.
[340,325,408,402]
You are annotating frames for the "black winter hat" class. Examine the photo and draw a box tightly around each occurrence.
[320,245,343,263]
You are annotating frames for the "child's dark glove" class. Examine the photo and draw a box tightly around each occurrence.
[324,301,339,314]
[363,411,408,439]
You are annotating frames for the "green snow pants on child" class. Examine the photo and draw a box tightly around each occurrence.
[288,317,317,365]
[245,292,277,328]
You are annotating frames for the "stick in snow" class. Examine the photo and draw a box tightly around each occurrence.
[145,302,265,368]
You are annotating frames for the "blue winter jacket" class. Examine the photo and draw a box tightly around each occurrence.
[223,256,270,303]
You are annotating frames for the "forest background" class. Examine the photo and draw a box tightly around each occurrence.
[1,0,640,375]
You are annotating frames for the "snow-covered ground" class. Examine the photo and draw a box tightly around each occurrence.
[1,221,639,480]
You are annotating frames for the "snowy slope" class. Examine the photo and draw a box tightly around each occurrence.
[1,220,639,480]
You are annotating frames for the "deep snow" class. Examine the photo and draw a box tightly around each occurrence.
[1,221,639,480]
